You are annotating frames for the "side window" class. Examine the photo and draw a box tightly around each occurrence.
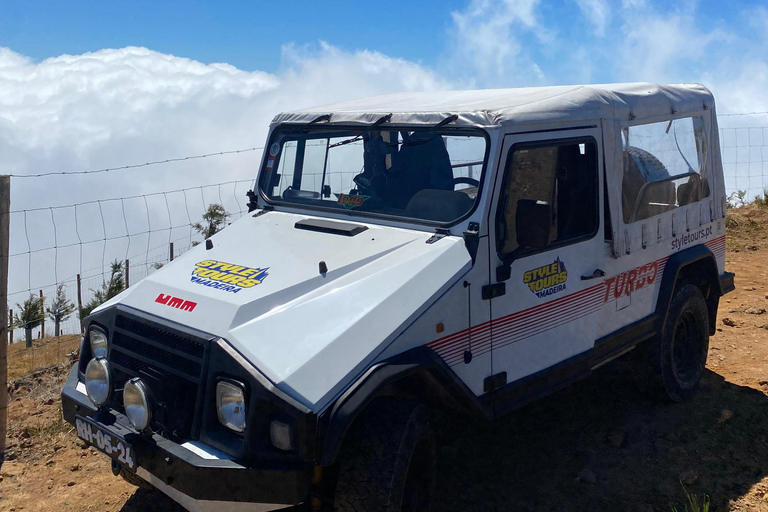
[497,139,599,255]
[622,116,710,224]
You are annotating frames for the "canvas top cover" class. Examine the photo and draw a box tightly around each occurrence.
[271,83,714,129]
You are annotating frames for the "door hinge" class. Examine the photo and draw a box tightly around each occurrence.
[484,372,507,393]
[481,282,506,300]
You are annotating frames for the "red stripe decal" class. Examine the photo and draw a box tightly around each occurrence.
[431,234,727,366]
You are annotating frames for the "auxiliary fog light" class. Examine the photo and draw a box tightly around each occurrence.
[84,357,111,406]
[124,378,152,431]
[216,380,247,433]
[89,326,108,359]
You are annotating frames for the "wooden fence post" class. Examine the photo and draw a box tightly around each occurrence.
[39,289,44,339]
[8,309,12,345]
[1,175,12,468]
[76,274,83,333]
[125,259,130,288]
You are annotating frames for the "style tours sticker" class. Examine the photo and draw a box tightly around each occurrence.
[523,258,568,298]
[190,260,269,294]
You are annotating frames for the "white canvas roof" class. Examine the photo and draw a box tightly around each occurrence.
[271,83,714,129]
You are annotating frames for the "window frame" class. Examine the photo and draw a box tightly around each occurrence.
[495,136,601,262]
[257,123,492,229]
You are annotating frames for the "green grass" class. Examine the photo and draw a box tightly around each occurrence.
[672,483,710,512]
[755,189,768,208]
[24,415,75,440]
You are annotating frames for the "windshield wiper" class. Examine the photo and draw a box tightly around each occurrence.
[398,114,459,146]
[328,113,393,148]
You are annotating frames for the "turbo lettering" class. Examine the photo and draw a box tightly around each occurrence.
[604,261,659,302]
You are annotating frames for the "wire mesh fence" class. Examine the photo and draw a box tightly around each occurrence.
[6,114,768,353]
[8,179,255,344]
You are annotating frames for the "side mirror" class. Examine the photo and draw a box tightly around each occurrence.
[516,199,551,249]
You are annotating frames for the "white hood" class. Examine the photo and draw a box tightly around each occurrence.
[111,211,472,410]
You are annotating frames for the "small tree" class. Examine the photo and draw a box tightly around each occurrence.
[46,283,76,337]
[13,295,45,348]
[192,203,230,240]
[80,260,125,319]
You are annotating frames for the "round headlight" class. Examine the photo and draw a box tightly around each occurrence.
[216,380,246,433]
[84,357,111,406]
[123,378,152,431]
[89,327,108,359]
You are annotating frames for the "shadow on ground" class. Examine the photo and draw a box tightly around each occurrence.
[120,487,185,512]
[433,365,768,511]
[119,366,768,512]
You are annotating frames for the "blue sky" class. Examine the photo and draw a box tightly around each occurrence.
[2,0,765,88]
[0,1,465,72]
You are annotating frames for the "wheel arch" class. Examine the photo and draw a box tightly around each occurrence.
[316,346,491,466]
[655,244,722,336]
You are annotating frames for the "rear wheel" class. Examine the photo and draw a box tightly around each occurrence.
[334,398,436,512]
[636,284,710,402]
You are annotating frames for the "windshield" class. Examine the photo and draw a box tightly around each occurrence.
[259,127,487,224]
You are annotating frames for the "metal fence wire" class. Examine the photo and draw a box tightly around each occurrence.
[6,114,768,345]
[8,180,254,341]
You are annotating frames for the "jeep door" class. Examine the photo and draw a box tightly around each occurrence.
[485,126,608,400]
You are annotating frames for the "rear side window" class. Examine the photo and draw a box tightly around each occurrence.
[622,116,710,224]
[497,139,599,255]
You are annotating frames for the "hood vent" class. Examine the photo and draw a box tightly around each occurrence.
[294,218,368,237]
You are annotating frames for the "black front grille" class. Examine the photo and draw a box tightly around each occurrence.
[107,310,211,441]
[115,315,205,358]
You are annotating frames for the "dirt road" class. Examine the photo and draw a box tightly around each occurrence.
[3,206,768,511]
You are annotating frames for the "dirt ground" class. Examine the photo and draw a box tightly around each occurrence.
[2,205,768,511]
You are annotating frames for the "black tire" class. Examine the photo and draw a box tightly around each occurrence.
[334,398,436,512]
[636,284,710,402]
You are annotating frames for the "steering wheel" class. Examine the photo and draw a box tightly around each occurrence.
[452,176,480,189]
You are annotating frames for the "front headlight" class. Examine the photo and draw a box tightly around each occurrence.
[216,380,247,433]
[84,357,111,406]
[89,326,108,359]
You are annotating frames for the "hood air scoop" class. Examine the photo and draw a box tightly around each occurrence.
[294,218,368,237]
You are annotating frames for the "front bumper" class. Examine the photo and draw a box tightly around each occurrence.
[61,365,311,511]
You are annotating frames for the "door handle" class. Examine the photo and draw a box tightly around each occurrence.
[581,269,606,280]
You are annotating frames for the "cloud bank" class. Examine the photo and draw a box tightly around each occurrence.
[0,43,449,311]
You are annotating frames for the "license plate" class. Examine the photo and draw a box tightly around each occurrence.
[75,416,136,470]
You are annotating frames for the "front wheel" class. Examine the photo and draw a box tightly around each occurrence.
[334,398,436,512]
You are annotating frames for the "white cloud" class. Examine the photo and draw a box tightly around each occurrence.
[574,0,611,36]
[0,43,447,197]
[616,8,727,82]
[448,0,549,86]
[0,44,448,308]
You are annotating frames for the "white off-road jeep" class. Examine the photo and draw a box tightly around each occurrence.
[62,83,734,511]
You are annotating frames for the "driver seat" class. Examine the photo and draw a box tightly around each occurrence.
[384,133,454,209]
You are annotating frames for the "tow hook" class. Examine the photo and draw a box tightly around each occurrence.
[111,459,121,476]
